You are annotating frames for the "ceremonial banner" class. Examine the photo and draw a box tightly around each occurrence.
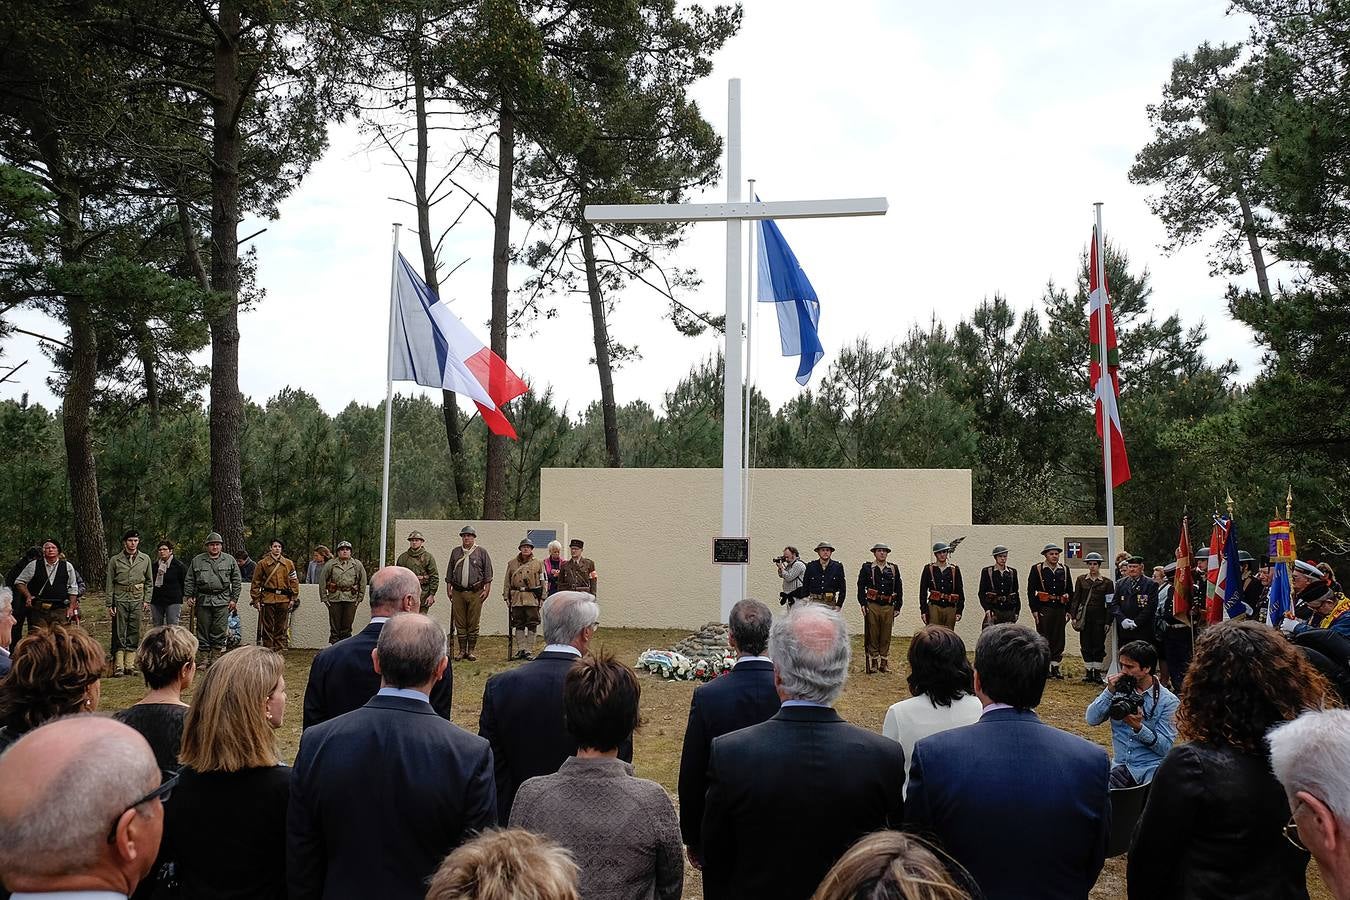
[1205,515,1231,625]
[1175,517,1192,620]
[1221,516,1246,619]
[1088,227,1130,487]
[1268,519,1295,624]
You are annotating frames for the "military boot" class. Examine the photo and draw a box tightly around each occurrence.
[455,638,467,661]
[879,656,890,674]
[465,638,478,662]
[864,655,875,674]
[112,650,125,677]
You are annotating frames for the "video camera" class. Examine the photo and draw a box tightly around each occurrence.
[1108,674,1146,721]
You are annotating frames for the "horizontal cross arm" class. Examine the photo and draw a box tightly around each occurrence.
[583,197,888,224]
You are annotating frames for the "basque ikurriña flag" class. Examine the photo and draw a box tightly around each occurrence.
[1089,228,1130,487]
[391,253,527,438]
[757,200,825,385]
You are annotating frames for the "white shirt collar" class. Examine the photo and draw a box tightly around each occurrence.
[981,702,1016,714]
[543,643,582,657]
[370,616,391,624]
[377,686,430,703]
[734,655,772,666]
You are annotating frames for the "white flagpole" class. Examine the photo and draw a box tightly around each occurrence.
[742,178,756,599]
[1095,203,1119,669]
[720,79,744,622]
[380,223,402,567]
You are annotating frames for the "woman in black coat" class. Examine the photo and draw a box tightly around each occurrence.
[1128,621,1336,899]
[149,540,188,627]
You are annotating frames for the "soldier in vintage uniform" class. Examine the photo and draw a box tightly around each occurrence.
[183,531,241,668]
[919,542,964,629]
[15,539,81,632]
[1238,550,1263,621]
[857,543,902,674]
[504,537,546,660]
[396,530,440,612]
[251,539,300,651]
[106,529,153,677]
[1028,543,1073,679]
[802,541,847,608]
[978,545,1020,627]
[1112,554,1159,650]
[447,525,493,661]
[1071,552,1112,683]
[318,540,368,644]
[557,538,599,595]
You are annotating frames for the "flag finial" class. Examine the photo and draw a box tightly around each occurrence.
[1286,485,1294,520]
[1226,491,1235,517]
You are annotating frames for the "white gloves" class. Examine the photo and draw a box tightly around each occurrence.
[1280,616,1300,634]
[1122,618,1137,630]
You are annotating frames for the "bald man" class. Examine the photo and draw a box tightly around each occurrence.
[0,717,165,898]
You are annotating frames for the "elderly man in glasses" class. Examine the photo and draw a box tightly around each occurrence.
[1269,709,1350,900]
[0,716,167,898]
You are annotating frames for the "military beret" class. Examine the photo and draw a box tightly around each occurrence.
[815,541,834,552]
[991,545,1009,556]
[932,542,952,554]
[406,530,424,541]
[337,540,352,550]
[1126,554,1144,564]
[459,525,477,537]
[570,538,584,549]
[870,543,890,553]
[1084,552,1104,563]
[1303,581,1331,603]
[1041,544,1062,555]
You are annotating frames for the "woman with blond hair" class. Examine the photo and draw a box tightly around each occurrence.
[427,829,580,900]
[0,624,103,752]
[113,624,197,771]
[811,831,973,900]
[153,645,290,899]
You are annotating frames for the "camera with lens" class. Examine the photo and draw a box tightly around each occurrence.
[772,556,787,564]
[1108,674,1146,721]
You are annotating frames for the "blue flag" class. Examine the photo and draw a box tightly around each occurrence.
[1269,562,1292,624]
[1221,517,1248,619]
[756,204,824,385]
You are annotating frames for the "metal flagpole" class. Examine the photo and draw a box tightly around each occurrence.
[742,178,756,599]
[1094,203,1119,670]
[720,80,744,622]
[379,223,402,567]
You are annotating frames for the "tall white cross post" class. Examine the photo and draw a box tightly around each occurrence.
[585,79,888,621]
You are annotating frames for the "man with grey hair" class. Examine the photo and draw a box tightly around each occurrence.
[0,587,14,675]
[701,604,905,899]
[1269,709,1350,899]
[678,598,781,868]
[479,590,631,825]
[0,717,166,897]
[302,565,452,729]
[289,613,495,900]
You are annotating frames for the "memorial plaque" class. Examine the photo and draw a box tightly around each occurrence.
[527,529,558,549]
[1064,536,1109,568]
[712,537,750,565]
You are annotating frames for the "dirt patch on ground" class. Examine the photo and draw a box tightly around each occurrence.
[81,611,1323,899]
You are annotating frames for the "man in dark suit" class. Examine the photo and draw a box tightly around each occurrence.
[479,589,631,825]
[907,623,1110,900]
[302,566,452,729]
[701,604,905,900]
[677,598,780,867]
[288,613,495,900]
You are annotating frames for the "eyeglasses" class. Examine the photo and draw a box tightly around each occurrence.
[107,770,178,843]
[1284,804,1306,851]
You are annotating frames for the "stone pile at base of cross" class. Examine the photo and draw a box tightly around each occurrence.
[636,621,734,682]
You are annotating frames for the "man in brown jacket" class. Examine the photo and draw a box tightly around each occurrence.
[557,539,598,596]
[251,539,300,650]
[447,525,493,661]
[503,537,546,660]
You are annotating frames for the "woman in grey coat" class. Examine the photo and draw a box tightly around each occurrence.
[509,652,682,900]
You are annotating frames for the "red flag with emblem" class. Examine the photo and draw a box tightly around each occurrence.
[1089,227,1131,487]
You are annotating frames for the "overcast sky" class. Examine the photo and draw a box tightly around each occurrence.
[3,0,1265,417]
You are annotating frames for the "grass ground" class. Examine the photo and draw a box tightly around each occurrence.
[77,607,1325,900]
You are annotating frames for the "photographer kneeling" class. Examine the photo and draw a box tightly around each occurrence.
[1085,640,1179,788]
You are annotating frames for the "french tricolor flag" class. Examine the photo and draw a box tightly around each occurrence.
[390,253,527,438]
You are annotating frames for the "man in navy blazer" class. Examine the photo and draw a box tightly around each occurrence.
[288,614,495,900]
[677,598,780,865]
[302,566,452,729]
[907,623,1111,900]
[479,590,631,824]
[701,604,905,900]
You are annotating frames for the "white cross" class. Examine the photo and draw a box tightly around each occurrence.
[584,78,888,620]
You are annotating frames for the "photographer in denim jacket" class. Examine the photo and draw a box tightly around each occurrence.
[1086,640,1179,787]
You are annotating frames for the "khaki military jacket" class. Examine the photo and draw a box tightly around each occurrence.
[396,547,439,601]
[504,555,546,607]
[447,545,493,592]
[252,555,300,605]
[319,557,368,603]
[558,557,598,596]
[106,551,152,606]
[184,553,242,606]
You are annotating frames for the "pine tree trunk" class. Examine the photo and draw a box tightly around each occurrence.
[580,221,622,467]
[1232,173,1272,302]
[208,1,245,550]
[138,322,161,429]
[410,40,471,510]
[483,99,514,518]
